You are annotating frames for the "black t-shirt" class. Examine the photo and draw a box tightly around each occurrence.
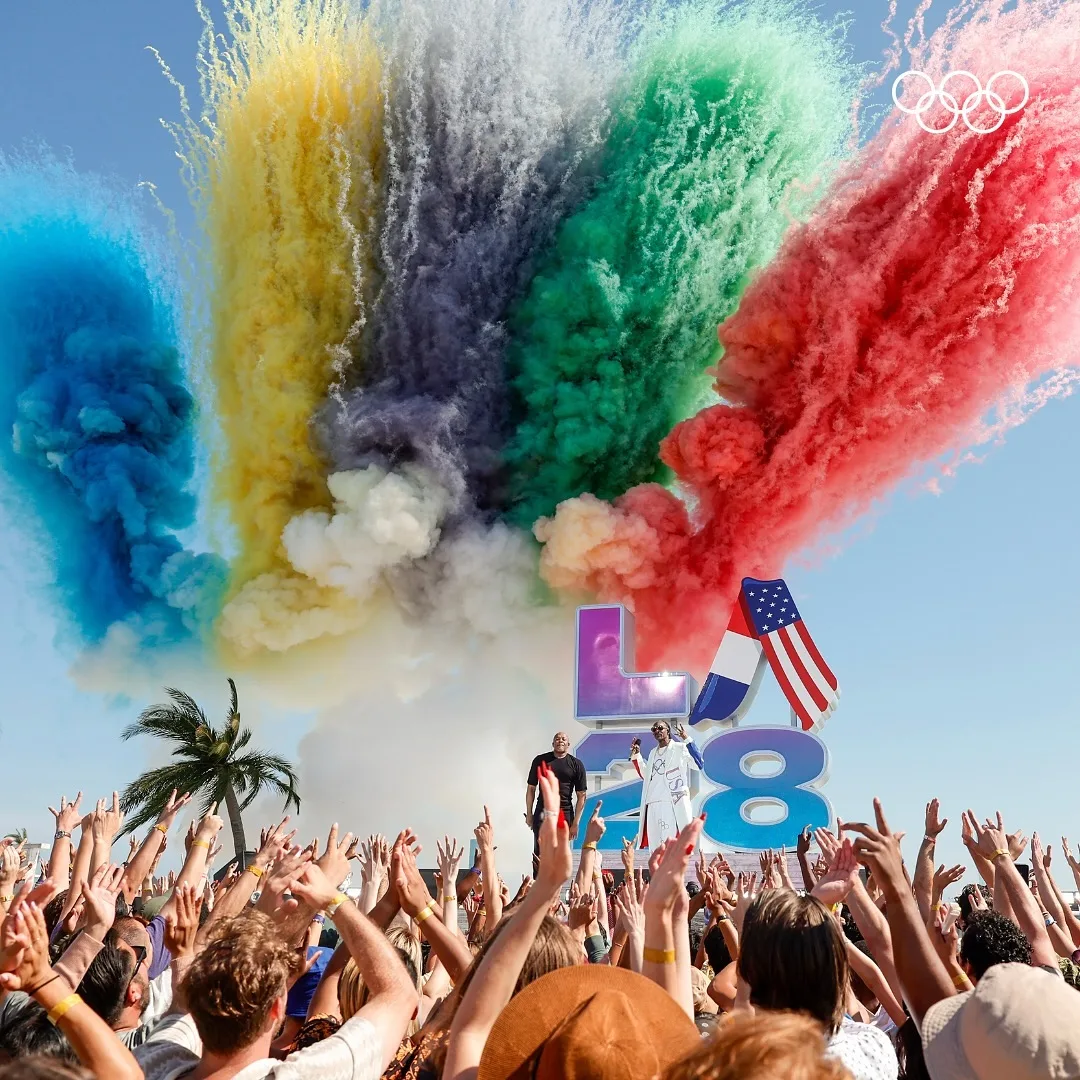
[528,751,587,815]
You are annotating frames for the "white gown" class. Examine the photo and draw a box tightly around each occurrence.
[631,737,703,852]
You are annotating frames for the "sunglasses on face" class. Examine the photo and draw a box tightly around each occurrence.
[126,945,147,995]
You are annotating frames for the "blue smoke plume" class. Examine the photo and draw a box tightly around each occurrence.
[0,155,227,646]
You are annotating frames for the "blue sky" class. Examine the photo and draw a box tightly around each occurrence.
[2,1,1078,879]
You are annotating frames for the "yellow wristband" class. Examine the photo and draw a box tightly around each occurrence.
[191,839,210,850]
[246,865,264,879]
[989,848,1010,862]
[643,947,676,964]
[582,841,598,851]
[326,892,349,916]
[415,904,434,923]
[153,823,168,836]
[0,896,12,905]
[953,973,971,989]
[47,994,82,1026]
[441,895,455,905]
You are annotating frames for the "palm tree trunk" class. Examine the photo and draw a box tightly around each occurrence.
[223,782,248,865]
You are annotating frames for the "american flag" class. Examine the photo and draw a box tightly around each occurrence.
[741,577,838,732]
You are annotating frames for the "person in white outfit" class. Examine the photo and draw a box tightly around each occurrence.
[630,720,704,853]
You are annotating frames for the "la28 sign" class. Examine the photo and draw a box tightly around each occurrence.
[573,579,837,853]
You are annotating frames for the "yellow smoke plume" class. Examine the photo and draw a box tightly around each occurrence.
[158,0,383,654]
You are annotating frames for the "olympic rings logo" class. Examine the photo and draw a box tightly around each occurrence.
[892,70,1029,134]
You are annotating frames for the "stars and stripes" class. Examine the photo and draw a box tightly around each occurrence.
[742,577,838,732]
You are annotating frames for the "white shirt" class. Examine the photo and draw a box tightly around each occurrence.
[135,1012,383,1080]
[827,1018,899,1080]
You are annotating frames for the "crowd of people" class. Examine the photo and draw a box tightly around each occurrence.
[1,744,1080,1080]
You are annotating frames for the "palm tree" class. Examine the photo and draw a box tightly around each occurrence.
[4,828,27,844]
[120,679,300,861]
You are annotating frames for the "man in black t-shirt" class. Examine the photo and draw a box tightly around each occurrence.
[525,731,587,874]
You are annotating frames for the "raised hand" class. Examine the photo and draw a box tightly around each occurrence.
[1006,826,1029,861]
[256,817,297,868]
[315,824,355,891]
[156,789,192,830]
[797,826,812,856]
[474,806,495,853]
[966,810,1009,861]
[437,836,464,893]
[582,802,606,847]
[924,798,948,839]
[969,884,988,912]
[48,792,82,836]
[612,872,646,940]
[100,791,125,844]
[932,864,966,909]
[195,803,225,844]
[928,904,961,967]
[644,816,705,915]
[812,838,861,907]
[621,836,636,879]
[630,737,642,757]
[163,883,203,959]
[567,891,597,932]
[289,863,342,913]
[814,827,841,864]
[1031,832,1052,870]
[673,722,688,742]
[0,846,19,895]
[393,835,435,919]
[81,863,125,938]
[256,844,312,917]
[1062,838,1080,875]
[842,799,907,900]
[534,760,572,896]
[0,902,51,993]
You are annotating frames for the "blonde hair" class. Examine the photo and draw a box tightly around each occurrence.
[663,1011,852,1080]
[339,924,424,1033]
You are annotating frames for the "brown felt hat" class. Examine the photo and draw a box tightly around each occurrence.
[478,965,701,1080]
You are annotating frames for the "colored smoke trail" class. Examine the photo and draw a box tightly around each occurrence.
[158,0,384,653]
[538,0,1080,670]
[0,155,227,647]
[303,0,630,638]
[503,0,858,529]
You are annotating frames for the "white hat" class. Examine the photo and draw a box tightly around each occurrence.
[922,963,1080,1079]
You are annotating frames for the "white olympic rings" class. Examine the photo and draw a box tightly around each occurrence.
[892,70,1029,134]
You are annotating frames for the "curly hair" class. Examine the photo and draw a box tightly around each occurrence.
[959,911,1032,979]
[181,910,301,1055]
[661,1011,850,1080]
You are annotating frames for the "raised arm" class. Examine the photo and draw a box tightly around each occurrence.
[444,760,571,1080]
[395,835,473,982]
[914,799,948,923]
[796,826,817,891]
[1030,834,1077,957]
[845,800,955,1028]
[1,899,141,1080]
[642,815,704,1019]
[970,812,1057,970]
[474,807,502,927]
[59,804,98,924]
[574,802,604,894]
[120,790,191,903]
[291,865,418,1073]
[45,792,82,893]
